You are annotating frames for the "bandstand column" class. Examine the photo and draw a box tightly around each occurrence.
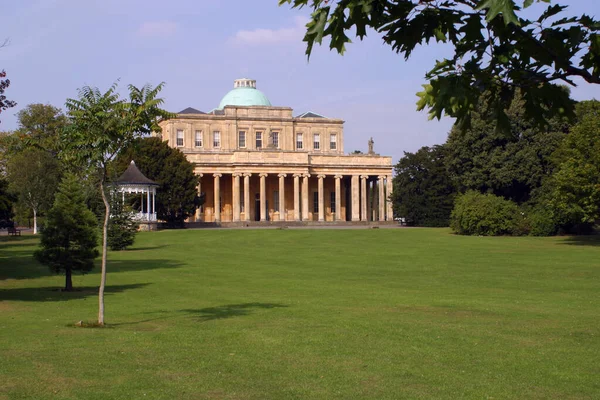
[334,175,342,221]
[386,176,393,221]
[378,175,385,221]
[244,173,251,221]
[293,174,301,221]
[259,173,267,222]
[351,175,360,221]
[152,188,156,221]
[317,174,325,222]
[233,173,241,222]
[213,173,222,223]
[146,188,150,222]
[302,174,310,221]
[360,175,368,222]
[278,173,286,221]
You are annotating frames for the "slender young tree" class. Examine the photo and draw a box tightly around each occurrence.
[63,82,172,324]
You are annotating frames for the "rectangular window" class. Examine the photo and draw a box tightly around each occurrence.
[330,133,337,150]
[274,190,279,212]
[256,131,263,149]
[313,133,320,150]
[195,130,203,147]
[296,133,303,149]
[239,131,246,148]
[313,191,319,213]
[176,129,184,147]
[272,131,279,148]
[213,131,221,148]
[330,191,336,213]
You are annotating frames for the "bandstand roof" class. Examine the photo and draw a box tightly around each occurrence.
[115,161,158,186]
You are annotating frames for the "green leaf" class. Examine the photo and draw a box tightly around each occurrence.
[476,0,520,26]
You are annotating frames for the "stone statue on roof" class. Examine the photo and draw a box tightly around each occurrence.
[368,137,374,155]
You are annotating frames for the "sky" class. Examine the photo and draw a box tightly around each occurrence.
[1,0,599,163]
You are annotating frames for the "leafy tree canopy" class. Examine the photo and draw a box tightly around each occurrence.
[113,137,200,227]
[280,0,600,130]
[0,70,16,124]
[392,145,456,226]
[14,104,68,155]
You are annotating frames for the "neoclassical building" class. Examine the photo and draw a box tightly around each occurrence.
[157,79,394,224]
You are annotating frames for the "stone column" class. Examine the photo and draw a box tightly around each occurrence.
[233,173,241,222]
[293,174,301,221]
[317,174,325,222]
[351,175,360,221]
[302,174,310,221]
[360,175,368,222]
[244,173,251,221]
[378,175,385,221]
[195,173,203,221]
[334,175,342,221]
[259,173,267,222]
[386,175,393,221]
[213,173,222,223]
[278,173,286,221]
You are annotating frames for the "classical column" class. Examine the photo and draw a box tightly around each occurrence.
[360,175,368,222]
[317,174,325,222]
[386,175,393,221]
[334,175,342,221]
[293,174,301,221]
[302,174,310,221]
[278,173,286,221]
[244,173,251,221]
[378,175,385,221]
[233,173,241,222]
[259,173,267,221]
[213,173,222,223]
[195,173,203,220]
[146,189,150,221]
[351,175,360,221]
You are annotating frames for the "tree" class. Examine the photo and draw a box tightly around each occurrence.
[280,0,600,130]
[14,104,68,155]
[547,100,600,227]
[0,178,15,222]
[107,193,138,251]
[63,83,172,324]
[0,70,16,124]
[445,92,568,203]
[392,145,456,226]
[113,137,200,227]
[34,174,99,291]
[6,149,61,233]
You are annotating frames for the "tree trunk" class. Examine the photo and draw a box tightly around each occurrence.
[98,180,110,325]
[65,266,73,291]
[33,208,37,235]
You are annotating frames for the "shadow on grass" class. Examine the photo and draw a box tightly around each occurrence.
[182,303,288,322]
[0,236,36,246]
[560,235,600,247]
[1,258,184,281]
[0,283,150,302]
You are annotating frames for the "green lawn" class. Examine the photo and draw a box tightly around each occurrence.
[1,228,599,399]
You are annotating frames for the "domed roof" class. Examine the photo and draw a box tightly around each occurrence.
[217,78,272,109]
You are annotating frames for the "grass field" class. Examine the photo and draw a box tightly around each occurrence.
[1,228,599,399]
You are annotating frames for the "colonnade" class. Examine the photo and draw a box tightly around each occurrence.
[197,172,393,223]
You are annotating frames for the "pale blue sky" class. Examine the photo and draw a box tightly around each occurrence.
[1,0,599,162]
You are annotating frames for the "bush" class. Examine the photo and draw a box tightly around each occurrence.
[107,198,138,251]
[526,206,558,236]
[450,191,521,236]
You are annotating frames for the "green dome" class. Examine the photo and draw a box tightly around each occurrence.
[217,79,272,109]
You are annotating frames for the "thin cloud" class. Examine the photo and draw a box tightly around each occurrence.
[232,16,308,46]
[136,21,178,38]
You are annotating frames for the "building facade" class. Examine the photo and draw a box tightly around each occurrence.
[157,79,393,224]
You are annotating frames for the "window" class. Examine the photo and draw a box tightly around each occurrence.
[274,190,279,212]
[330,133,337,150]
[272,131,279,148]
[195,130,203,147]
[176,129,184,147]
[239,131,246,148]
[256,131,263,149]
[213,131,221,148]
[313,133,320,150]
[296,133,303,149]
[330,191,336,213]
[313,192,319,213]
